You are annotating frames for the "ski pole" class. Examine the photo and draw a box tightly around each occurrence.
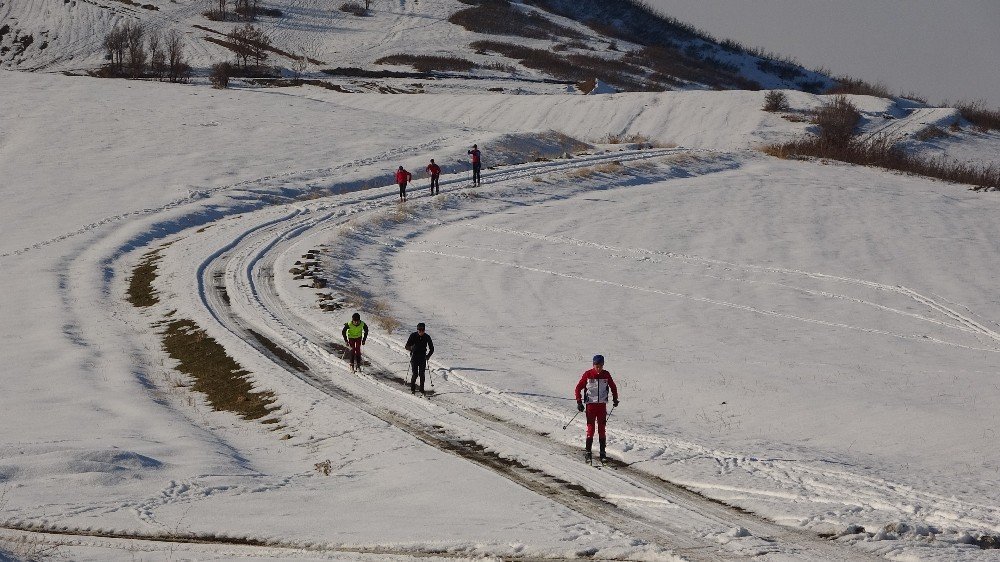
[428,366,435,388]
[561,410,581,430]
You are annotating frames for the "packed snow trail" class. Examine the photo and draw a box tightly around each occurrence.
[173,150,893,561]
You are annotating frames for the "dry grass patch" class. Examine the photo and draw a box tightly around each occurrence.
[160,319,277,420]
[127,249,163,308]
[375,54,476,73]
[956,100,1000,132]
[371,299,401,334]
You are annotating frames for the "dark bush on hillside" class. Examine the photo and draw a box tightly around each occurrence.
[813,95,861,143]
[449,0,586,40]
[757,59,804,81]
[375,54,476,73]
[826,75,892,98]
[210,62,232,88]
[956,100,1000,132]
[339,2,368,16]
[763,90,790,112]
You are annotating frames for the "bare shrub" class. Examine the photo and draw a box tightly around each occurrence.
[148,31,165,79]
[165,29,190,82]
[764,135,1000,191]
[763,90,790,112]
[210,61,232,88]
[481,60,516,73]
[315,459,332,475]
[813,95,861,143]
[603,132,649,144]
[102,25,128,74]
[899,91,927,104]
[122,22,147,78]
[915,125,949,142]
[956,100,1000,132]
[228,23,271,67]
[375,54,476,72]
[826,75,891,98]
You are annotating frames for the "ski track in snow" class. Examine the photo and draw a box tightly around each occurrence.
[17,135,997,559]
[431,224,1000,352]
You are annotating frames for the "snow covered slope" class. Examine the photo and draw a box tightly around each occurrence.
[3,65,1000,561]
[0,0,832,93]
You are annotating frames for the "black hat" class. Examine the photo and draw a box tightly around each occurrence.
[352,312,361,320]
[417,322,425,329]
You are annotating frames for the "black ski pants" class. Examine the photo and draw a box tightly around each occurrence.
[472,163,481,185]
[410,357,427,393]
[430,174,440,194]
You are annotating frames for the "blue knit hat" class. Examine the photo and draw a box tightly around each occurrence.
[592,354,604,365]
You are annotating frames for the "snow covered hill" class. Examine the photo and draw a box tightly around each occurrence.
[3,0,1000,559]
[0,0,833,94]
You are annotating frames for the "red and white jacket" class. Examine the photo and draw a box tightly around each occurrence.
[574,368,618,404]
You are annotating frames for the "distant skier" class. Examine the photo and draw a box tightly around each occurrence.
[426,159,441,195]
[395,165,413,202]
[404,322,434,395]
[341,312,369,372]
[574,354,619,464]
[468,144,482,186]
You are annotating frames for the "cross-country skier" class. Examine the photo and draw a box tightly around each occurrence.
[342,312,369,372]
[426,159,441,195]
[395,165,413,202]
[467,144,482,186]
[574,354,619,463]
[404,322,434,395]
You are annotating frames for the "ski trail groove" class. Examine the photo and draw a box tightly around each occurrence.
[183,149,886,561]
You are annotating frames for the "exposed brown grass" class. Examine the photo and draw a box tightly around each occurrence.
[826,75,892,98]
[371,299,401,334]
[127,249,162,307]
[375,54,476,73]
[160,319,278,420]
[764,136,1000,191]
[956,100,1000,132]
[449,0,586,41]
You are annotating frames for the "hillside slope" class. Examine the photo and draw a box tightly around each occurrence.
[0,0,833,93]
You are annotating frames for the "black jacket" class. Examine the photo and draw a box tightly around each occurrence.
[405,332,434,361]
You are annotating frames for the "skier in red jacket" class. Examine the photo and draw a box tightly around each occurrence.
[574,354,619,463]
[426,159,441,195]
[468,144,482,186]
[395,166,413,202]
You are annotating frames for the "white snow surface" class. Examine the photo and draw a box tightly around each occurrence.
[2,67,1000,561]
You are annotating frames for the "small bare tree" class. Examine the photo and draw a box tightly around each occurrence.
[124,22,146,79]
[148,30,165,79]
[165,29,188,82]
[102,25,128,74]
[228,23,269,68]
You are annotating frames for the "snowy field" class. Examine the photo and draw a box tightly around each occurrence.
[2,69,1000,561]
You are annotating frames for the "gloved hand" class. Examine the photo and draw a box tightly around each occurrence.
[577,401,584,412]
[613,399,619,408]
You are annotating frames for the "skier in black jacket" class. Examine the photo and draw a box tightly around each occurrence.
[404,322,434,394]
